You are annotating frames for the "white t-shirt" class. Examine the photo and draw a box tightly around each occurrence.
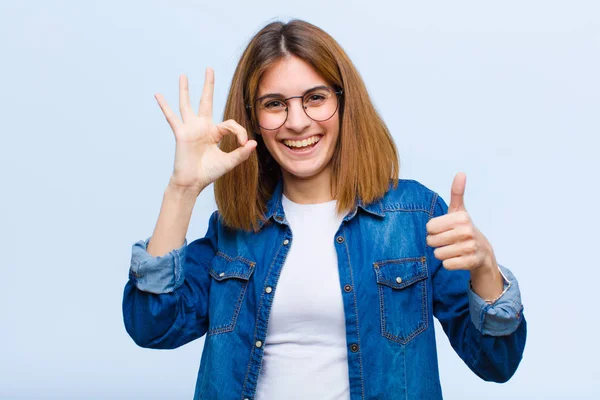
[254,194,350,400]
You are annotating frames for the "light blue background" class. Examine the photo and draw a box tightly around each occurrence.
[1,0,598,398]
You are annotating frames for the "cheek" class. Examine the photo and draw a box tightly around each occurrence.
[322,117,340,143]
[259,132,282,158]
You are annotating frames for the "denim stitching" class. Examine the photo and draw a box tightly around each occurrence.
[375,258,429,345]
[207,280,249,336]
[216,251,256,267]
[343,233,365,400]
[207,254,256,336]
[403,344,408,400]
[382,206,432,213]
[376,263,386,344]
[376,257,424,265]
[242,230,290,399]
[428,193,438,218]
[173,249,182,289]
[209,269,254,281]
[374,258,428,289]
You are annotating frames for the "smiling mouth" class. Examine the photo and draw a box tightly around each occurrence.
[282,135,322,150]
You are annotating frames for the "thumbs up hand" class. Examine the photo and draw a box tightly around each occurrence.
[425,172,496,272]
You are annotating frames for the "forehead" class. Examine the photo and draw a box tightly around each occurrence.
[258,55,328,97]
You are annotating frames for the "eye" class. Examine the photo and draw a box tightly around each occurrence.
[304,93,327,105]
[263,100,286,110]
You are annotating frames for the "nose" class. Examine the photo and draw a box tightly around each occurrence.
[283,98,311,133]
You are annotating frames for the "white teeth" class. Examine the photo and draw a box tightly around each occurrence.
[283,135,321,148]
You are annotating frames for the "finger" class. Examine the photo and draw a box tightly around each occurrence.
[442,254,478,270]
[426,225,469,248]
[154,93,181,133]
[222,140,257,169]
[216,119,249,146]
[433,241,477,261]
[179,75,194,122]
[448,172,467,213]
[198,67,215,119]
[426,211,469,235]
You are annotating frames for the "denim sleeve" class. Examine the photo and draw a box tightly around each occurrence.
[429,194,526,383]
[122,211,219,349]
[128,237,188,294]
[468,264,524,336]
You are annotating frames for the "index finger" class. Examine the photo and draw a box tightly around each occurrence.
[426,214,455,235]
[198,67,215,119]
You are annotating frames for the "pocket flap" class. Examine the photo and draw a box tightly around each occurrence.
[209,253,256,282]
[374,257,427,289]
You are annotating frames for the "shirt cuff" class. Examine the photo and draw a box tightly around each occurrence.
[467,264,524,336]
[128,237,188,294]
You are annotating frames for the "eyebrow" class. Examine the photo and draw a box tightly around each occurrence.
[256,85,330,102]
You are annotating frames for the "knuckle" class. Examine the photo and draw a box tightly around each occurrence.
[467,241,477,253]
[469,254,479,266]
[466,225,475,238]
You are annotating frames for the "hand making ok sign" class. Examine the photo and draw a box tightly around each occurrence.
[155,68,257,193]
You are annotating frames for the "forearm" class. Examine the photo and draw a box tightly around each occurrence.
[147,183,202,257]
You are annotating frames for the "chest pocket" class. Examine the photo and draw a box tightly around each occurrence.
[374,257,428,344]
[207,252,255,336]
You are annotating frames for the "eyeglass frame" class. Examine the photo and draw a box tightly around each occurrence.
[245,85,344,131]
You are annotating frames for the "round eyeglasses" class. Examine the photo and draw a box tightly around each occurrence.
[247,86,343,130]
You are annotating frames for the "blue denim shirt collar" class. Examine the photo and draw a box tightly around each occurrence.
[259,179,385,229]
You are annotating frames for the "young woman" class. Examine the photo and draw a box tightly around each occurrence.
[123,19,526,400]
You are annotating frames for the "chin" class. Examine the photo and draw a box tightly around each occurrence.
[280,161,331,180]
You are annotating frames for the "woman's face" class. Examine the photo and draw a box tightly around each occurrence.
[256,55,340,184]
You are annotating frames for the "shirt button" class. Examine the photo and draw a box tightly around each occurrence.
[350,343,359,352]
[396,277,402,284]
[283,239,290,245]
[255,340,263,348]
[336,236,344,244]
[265,286,272,293]
[275,216,283,222]
[344,284,352,292]
[219,272,225,277]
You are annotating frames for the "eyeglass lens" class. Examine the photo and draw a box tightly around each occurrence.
[255,87,339,130]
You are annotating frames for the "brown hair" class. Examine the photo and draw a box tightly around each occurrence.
[215,19,399,231]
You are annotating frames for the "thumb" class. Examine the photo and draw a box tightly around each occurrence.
[448,172,467,213]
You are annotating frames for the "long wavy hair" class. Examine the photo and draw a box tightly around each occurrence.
[215,19,399,231]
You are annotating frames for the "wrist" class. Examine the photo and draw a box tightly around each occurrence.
[165,182,202,203]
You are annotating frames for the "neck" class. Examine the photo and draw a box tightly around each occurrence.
[281,165,335,204]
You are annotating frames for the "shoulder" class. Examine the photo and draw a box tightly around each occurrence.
[377,178,443,216]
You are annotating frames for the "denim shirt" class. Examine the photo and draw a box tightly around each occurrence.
[122,179,526,400]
